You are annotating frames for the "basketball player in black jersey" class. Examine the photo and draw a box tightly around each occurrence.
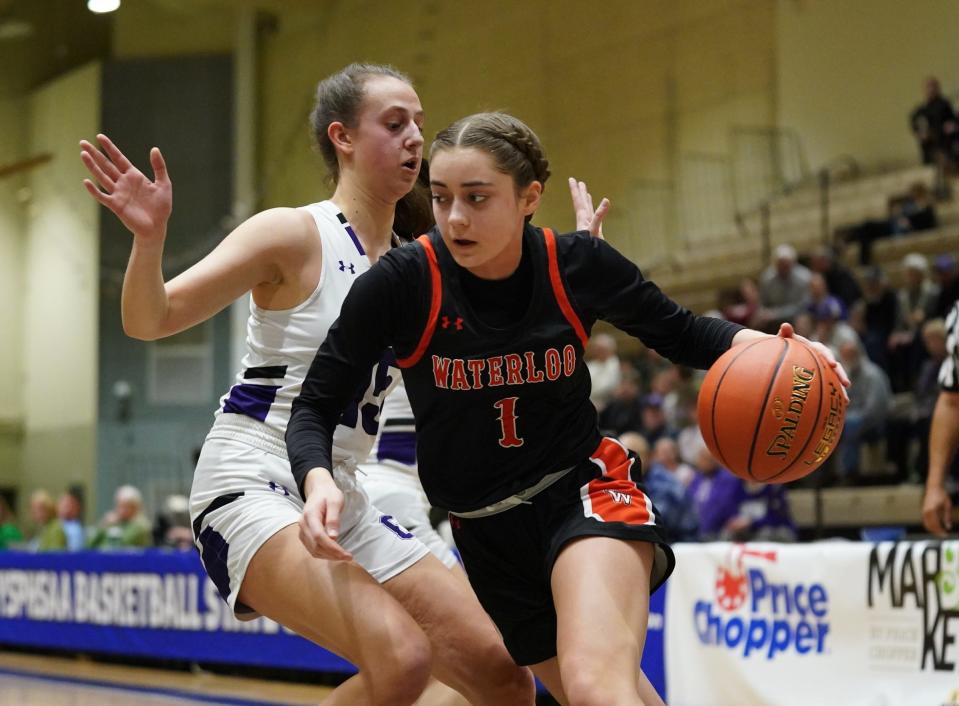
[287,112,849,706]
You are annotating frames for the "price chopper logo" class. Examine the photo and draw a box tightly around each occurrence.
[868,541,959,672]
[693,545,830,660]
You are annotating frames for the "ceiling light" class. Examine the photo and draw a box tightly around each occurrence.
[87,0,120,13]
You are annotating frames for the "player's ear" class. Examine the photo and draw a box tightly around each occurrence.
[328,121,354,157]
[521,181,542,217]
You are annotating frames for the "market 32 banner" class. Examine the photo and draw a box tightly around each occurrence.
[665,541,959,706]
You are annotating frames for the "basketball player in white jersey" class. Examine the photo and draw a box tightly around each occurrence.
[80,63,534,706]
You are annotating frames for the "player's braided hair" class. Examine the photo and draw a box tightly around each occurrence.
[431,112,551,191]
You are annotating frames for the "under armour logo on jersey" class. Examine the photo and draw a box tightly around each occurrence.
[267,481,291,496]
[441,315,464,331]
[338,260,356,274]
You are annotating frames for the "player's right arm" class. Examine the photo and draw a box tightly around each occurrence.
[81,134,313,340]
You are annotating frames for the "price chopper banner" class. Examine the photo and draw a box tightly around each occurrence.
[664,541,959,706]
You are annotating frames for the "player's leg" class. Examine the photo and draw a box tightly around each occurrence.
[549,536,663,706]
[239,525,433,706]
[384,556,535,706]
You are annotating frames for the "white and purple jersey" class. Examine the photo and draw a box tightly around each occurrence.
[359,381,418,480]
[211,200,398,467]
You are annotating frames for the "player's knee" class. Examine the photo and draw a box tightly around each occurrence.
[560,654,634,706]
[367,633,433,705]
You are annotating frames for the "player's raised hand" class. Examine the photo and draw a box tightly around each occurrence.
[568,177,609,239]
[299,468,353,561]
[80,134,172,242]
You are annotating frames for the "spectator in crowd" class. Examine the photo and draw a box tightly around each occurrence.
[755,244,812,332]
[836,339,893,483]
[839,182,937,265]
[723,482,797,543]
[0,497,22,549]
[808,246,862,311]
[153,494,194,550]
[651,437,696,488]
[686,441,745,541]
[889,253,940,391]
[598,372,644,438]
[720,277,761,328]
[861,266,900,373]
[933,253,959,319]
[28,490,66,551]
[807,272,847,321]
[629,433,698,543]
[910,76,959,167]
[638,393,674,446]
[910,318,957,482]
[56,488,85,551]
[88,485,152,549]
[812,296,860,356]
[923,301,959,536]
[585,332,621,413]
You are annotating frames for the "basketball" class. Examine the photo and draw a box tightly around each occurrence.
[697,337,846,483]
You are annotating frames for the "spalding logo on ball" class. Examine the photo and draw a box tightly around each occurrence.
[697,337,846,483]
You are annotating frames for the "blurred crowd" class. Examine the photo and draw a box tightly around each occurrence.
[0,485,192,553]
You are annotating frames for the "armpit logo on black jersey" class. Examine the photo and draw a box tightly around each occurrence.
[431,345,577,390]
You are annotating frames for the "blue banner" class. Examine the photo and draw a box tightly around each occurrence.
[0,550,666,697]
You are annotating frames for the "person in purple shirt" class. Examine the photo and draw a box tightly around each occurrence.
[686,442,745,541]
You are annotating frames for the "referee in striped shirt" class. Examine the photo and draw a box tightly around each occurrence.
[923,300,959,535]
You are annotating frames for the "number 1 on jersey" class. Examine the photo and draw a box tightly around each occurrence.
[493,396,524,448]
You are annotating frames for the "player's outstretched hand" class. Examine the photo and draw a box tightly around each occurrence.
[299,468,353,561]
[80,134,172,242]
[776,322,851,398]
[923,485,953,537]
[568,177,609,239]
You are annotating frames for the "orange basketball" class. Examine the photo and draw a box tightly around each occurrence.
[696,337,846,483]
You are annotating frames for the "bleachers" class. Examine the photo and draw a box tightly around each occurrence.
[787,485,923,529]
[650,163,957,313]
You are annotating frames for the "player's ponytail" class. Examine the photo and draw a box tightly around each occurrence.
[431,112,550,222]
[310,63,411,183]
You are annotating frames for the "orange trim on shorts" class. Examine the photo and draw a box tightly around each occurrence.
[397,235,442,368]
[583,438,652,525]
[543,228,589,350]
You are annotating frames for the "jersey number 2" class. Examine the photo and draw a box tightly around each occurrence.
[494,397,524,448]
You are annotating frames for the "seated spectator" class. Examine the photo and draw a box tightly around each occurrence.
[812,296,860,356]
[910,76,959,168]
[720,277,761,327]
[598,372,644,438]
[56,488,85,551]
[28,490,66,551]
[88,485,152,549]
[686,442,745,541]
[586,333,621,413]
[836,340,893,483]
[808,246,862,311]
[755,244,812,332]
[153,494,194,550]
[724,483,797,543]
[861,266,900,373]
[638,393,675,446]
[933,253,959,319]
[889,253,940,391]
[628,432,698,542]
[839,182,937,264]
[807,273,847,321]
[650,437,696,488]
[0,497,22,549]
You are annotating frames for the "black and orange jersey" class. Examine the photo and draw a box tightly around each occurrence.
[287,224,743,512]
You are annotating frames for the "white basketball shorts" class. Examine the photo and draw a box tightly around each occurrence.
[359,462,459,569]
[190,434,430,618]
